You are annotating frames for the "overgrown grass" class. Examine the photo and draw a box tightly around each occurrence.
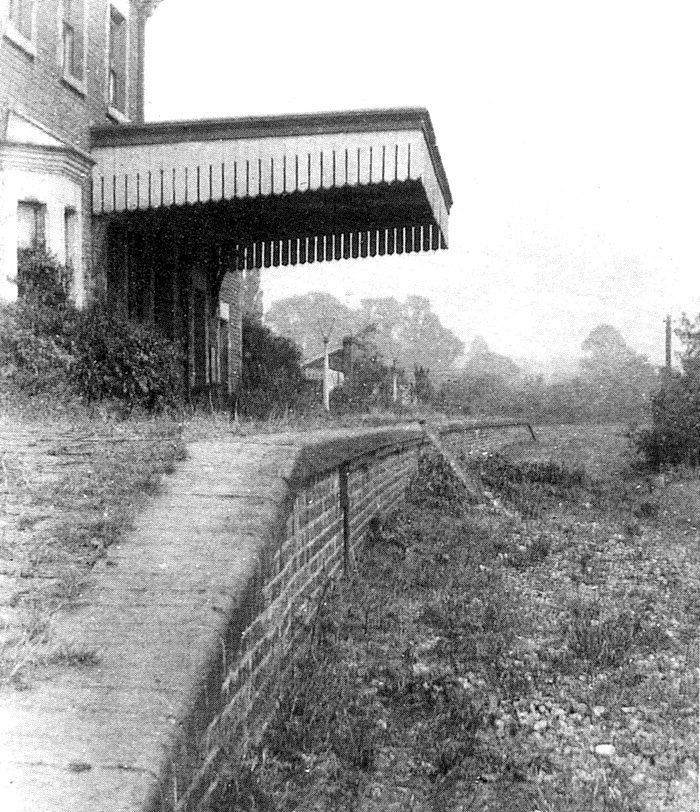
[477,451,588,517]
[0,400,439,689]
[242,427,698,812]
[0,402,184,687]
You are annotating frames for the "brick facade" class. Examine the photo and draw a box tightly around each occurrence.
[0,1,146,152]
[0,0,243,398]
[0,0,152,302]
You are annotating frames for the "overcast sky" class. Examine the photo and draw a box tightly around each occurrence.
[145,0,699,368]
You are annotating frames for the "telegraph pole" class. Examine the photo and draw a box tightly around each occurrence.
[318,318,335,412]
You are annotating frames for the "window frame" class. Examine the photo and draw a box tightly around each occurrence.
[17,200,47,252]
[64,207,79,273]
[60,0,87,94]
[106,3,129,121]
[5,0,37,57]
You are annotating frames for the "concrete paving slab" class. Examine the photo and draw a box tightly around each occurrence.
[0,426,433,812]
[0,435,302,812]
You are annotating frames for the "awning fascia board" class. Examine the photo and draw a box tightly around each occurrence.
[91,107,451,205]
[90,108,452,265]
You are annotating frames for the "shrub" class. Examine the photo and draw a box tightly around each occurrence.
[16,248,71,308]
[635,373,700,469]
[477,452,587,516]
[635,312,700,469]
[69,306,183,411]
[1,250,183,411]
[239,316,309,419]
[0,302,70,398]
[407,450,468,510]
[0,251,78,398]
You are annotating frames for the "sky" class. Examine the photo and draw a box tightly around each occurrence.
[145,0,699,371]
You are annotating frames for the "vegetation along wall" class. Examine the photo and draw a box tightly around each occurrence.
[13,421,532,812]
[156,420,533,812]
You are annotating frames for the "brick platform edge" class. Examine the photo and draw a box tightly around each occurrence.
[0,420,534,812]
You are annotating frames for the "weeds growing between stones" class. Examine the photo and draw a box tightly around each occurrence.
[246,425,699,812]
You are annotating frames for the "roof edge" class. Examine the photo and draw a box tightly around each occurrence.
[90,107,452,209]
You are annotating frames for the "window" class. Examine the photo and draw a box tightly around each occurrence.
[108,5,127,114]
[8,0,33,40]
[6,0,35,51]
[64,208,78,272]
[62,0,85,83]
[17,201,46,251]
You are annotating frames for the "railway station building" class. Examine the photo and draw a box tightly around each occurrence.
[0,0,452,400]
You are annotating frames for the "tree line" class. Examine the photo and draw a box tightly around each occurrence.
[264,291,661,422]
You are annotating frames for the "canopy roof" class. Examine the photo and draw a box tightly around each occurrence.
[90,108,452,269]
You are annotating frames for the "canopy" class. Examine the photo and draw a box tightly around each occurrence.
[90,108,452,270]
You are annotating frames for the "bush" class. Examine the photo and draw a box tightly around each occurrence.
[0,251,78,398]
[16,248,71,308]
[1,250,183,411]
[635,374,700,469]
[0,302,71,399]
[239,316,309,419]
[69,307,183,411]
[635,312,700,469]
[407,451,468,509]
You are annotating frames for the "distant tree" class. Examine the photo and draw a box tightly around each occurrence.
[675,313,700,377]
[437,337,522,416]
[331,343,391,412]
[265,292,358,359]
[579,324,657,420]
[580,324,639,378]
[360,295,464,373]
[461,336,522,381]
[265,292,463,374]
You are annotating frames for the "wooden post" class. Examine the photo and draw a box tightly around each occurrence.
[318,318,335,411]
[343,336,353,390]
[323,336,331,412]
[339,464,356,573]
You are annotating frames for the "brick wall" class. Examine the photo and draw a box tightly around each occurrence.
[0,0,146,149]
[0,420,536,811]
[154,421,532,812]
[1,0,148,296]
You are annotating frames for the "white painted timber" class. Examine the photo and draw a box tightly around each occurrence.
[92,128,446,226]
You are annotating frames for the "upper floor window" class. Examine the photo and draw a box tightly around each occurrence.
[108,5,127,115]
[6,0,36,53]
[62,0,85,84]
[8,0,33,39]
